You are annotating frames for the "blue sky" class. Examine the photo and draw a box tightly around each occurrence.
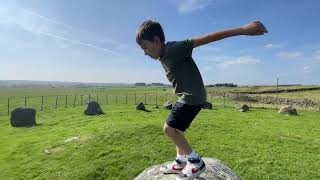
[0,0,319,85]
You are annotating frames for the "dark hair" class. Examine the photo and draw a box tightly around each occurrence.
[136,20,165,45]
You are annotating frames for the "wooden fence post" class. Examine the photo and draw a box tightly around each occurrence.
[223,92,226,108]
[305,103,307,111]
[41,96,44,111]
[24,96,27,107]
[7,97,10,115]
[55,96,58,109]
[65,95,68,108]
[73,94,76,107]
[134,92,137,105]
[155,92,158,106]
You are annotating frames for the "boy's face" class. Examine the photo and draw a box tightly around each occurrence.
[139,37,162,60]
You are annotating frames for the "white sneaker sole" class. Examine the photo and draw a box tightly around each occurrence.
[160,166,184,174]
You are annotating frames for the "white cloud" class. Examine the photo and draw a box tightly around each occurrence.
[276,51,303,59]
[219,56,261,68]
[264,43,283,49]
[170,0,213,14]
[303,66,312,73]
[1,6,125,56]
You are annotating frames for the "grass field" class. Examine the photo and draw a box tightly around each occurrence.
[0,104,319,180]
[1,86,320,116]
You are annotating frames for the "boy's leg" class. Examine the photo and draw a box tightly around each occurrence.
[160,124,190,174]
[175,129,184,154]
[176,130,186,161]
[161,103,206,176]
[163,123,192,155]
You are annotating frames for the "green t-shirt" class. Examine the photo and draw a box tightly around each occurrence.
[159,39,207,105]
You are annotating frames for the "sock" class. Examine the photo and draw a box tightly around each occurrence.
[187,150,199,159]
[176,154,186,162]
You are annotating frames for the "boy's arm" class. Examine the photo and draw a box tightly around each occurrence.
[193,21,268,48]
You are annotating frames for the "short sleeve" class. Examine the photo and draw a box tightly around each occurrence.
[167,39,194,61]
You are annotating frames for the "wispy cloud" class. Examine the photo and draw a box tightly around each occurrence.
[220,56,261,67]
[38,31,120,55]
[276,51,303,60]
[22,9,73,29]
[170,0,213,14]
[303,66,312,73]
[264,43,283,49]
[203,56,262,69]
[1,6,124,56]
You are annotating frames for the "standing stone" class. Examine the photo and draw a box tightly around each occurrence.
[239,104,249,112]
[10,107,36,127]
[84,101,104,115]
[135,157,241,180]
[203,102,213,109]
[136,102,146,111]
[278,106,298,115]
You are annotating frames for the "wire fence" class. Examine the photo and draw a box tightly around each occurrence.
[1,92,319,116]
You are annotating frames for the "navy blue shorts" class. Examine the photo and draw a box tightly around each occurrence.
[166,102,203,132]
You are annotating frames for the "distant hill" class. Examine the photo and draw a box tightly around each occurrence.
[0,80,133,88]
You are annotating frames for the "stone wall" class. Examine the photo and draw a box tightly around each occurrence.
[227,93,319,108]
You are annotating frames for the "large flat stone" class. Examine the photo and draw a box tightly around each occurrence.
[135,157,241,180]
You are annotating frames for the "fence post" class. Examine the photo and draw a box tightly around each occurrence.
[305,103,307,111]
[81,95,83,106]
[73,94,76,107]
[65,95,68,108]
[55,96,58,109]
[106,93,108,105]
[41,96,44,111]
[155,92,158,106]
[7,97,10,115]
[25,96,27,107]
[134,92,136,105]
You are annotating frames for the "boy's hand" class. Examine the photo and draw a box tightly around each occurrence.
[241,21,268,35]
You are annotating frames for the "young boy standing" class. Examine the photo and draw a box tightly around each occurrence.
[136,20,267,178]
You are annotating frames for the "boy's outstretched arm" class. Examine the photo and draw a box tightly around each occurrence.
[193,21,268,48]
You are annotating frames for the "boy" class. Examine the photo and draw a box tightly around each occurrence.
[136,20,267,178]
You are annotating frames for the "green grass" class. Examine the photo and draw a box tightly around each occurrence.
[1,86,320,116]
[0,104,319,180]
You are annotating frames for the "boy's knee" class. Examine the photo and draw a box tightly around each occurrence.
[163,124,176,137]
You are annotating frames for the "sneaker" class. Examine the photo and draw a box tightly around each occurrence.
[160,159,187,174]
[181,157,206,179]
